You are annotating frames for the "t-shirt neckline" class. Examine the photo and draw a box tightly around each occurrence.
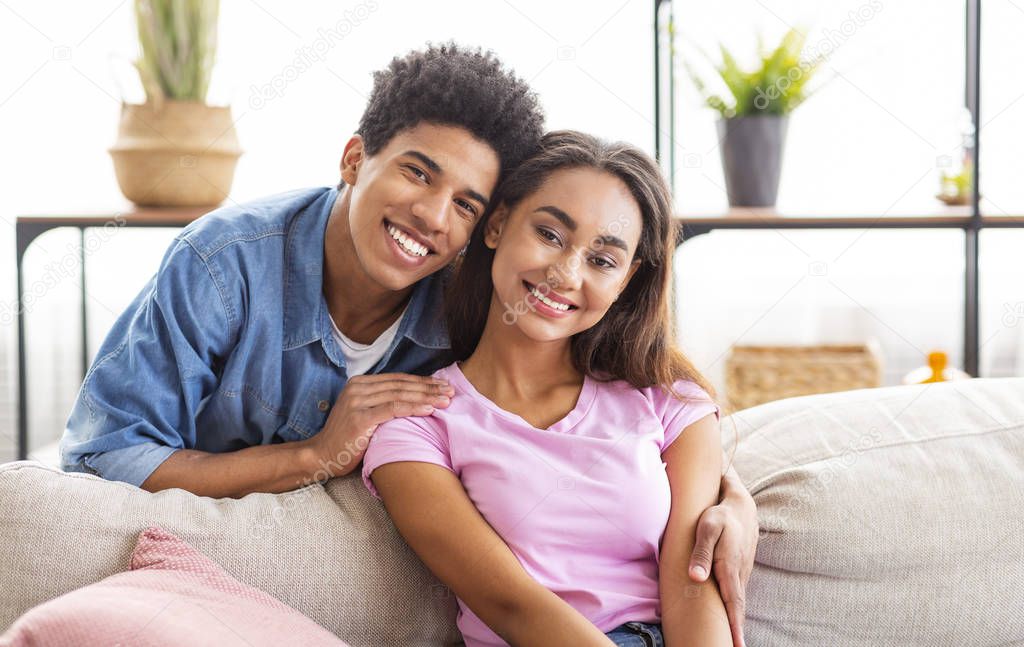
[447,361,597,434]
[330,305,406,352]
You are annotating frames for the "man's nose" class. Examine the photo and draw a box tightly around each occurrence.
[411,191,450,235]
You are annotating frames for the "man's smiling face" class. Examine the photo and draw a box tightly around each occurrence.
[341,123,501,291]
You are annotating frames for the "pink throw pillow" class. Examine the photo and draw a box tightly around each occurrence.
[0,526,348,646]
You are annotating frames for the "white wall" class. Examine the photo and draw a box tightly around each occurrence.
[1,0,1021,459]
[0,0,656,457]
[669,0,1023,398]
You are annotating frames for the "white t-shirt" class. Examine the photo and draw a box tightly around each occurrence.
[329,308,406,377]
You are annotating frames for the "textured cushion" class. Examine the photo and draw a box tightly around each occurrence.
[0,526,347,646]
[2,377,1022,646]
[724,376,1024,646]
[0,467,462,646]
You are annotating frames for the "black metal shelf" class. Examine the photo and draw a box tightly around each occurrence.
[655,0,999,377]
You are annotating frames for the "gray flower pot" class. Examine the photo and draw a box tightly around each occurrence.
[716,115,789,208]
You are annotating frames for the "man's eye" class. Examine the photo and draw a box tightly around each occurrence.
[455,199,477,217]
[406,165,428,181]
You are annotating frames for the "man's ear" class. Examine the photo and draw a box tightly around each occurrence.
[484,205,509,249]
[339,135,365,185]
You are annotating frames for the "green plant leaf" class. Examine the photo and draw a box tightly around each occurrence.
[683,26,828,117]
[134,0,219,103]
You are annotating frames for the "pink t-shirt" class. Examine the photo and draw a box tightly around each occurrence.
[361,362,720,647]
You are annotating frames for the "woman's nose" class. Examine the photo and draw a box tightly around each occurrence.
[547,257,582,292]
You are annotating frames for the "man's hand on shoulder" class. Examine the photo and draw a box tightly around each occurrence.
[299,372,455,479]
[141,373,454,498]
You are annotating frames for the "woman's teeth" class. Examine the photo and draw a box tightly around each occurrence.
[387,223,429,257]
[529,284,572,311]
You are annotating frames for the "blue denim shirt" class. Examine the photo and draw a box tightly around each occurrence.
[60,187,453,487]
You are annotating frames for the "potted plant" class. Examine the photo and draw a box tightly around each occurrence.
[686,28,824,207]
[937,161,973,206]
[937,111,976,207]
[109,0,241,207]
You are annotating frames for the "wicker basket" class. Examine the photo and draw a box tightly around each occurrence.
[109,100,242,207]
[724,341,884,411]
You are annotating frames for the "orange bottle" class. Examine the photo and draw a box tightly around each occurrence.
[901,350,972,384]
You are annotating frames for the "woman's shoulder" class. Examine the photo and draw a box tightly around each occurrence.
[431,363,457,382]
[596,375,714,405]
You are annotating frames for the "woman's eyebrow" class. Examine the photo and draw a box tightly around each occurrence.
[535,206,630,253]
[534,205,576,230]
[593,234,629,253]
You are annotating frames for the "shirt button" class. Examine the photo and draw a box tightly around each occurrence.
[317,399,330,412]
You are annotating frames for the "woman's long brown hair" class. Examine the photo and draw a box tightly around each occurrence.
[445,130,717,402]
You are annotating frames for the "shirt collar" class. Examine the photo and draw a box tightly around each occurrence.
[282,187,336,350]
[282,187,451,354]
[398,265,451,350]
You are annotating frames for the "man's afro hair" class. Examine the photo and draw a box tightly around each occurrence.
[356,42,545,177]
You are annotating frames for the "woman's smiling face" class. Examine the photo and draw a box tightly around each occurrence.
[484,166,643,343]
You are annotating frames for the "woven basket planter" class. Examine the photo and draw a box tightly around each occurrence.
[725,342,884,411]
[109,100,242,207]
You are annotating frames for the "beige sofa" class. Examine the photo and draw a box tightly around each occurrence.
[2,377,1022,646]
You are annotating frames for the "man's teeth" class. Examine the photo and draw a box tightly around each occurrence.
[387,224,429,257]
[529,285,572,311]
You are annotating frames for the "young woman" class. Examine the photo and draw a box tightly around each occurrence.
[362,131,733,647]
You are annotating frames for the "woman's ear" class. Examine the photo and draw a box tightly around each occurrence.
[339,135,365,186]
[484,205,509,249]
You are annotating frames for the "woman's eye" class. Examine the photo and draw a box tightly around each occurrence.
[536,227,561,245]
[590,255,616,270]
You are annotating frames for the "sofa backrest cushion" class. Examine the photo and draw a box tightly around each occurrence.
[726,377,1024,646]
[0,466,462,646]
[0,526,348,646]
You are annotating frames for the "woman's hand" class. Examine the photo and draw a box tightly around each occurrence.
[686,466,758,647]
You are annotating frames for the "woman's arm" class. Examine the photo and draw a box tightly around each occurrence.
[659,413,733,647]
[371,461,615,647]
[686,463,758,647]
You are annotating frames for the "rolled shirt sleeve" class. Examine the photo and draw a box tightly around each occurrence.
[60,238,237,488]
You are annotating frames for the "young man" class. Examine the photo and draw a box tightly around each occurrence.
[60,44,757,645]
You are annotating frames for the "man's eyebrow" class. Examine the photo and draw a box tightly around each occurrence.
[536,206,630,253]
[403,150,489,209]
[403,150,441,173]
[465,189,489,209]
